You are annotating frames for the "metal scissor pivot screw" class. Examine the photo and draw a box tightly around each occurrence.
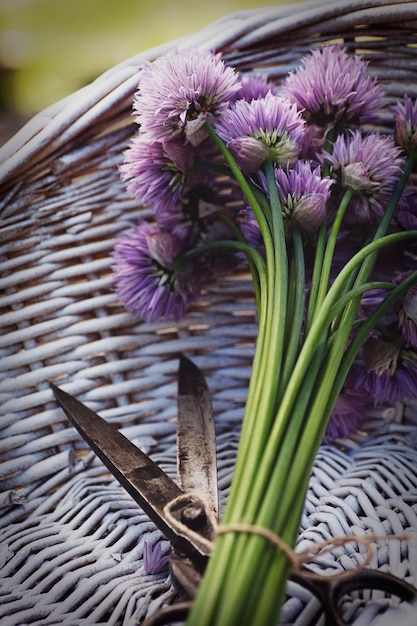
[181,502,207,529]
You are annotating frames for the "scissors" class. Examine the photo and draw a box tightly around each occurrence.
[51,356,417,626]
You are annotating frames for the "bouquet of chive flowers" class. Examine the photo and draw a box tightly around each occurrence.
[112,45,417,625]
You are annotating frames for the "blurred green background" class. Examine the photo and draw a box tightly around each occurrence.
[0,0,301,144]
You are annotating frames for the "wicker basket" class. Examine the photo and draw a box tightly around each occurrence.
[1,1,417,624]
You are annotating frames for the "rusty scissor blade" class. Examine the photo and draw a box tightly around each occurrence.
[50,382,212,562]
[177,356,218,515]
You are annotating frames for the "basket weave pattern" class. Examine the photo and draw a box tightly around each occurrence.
[1,1,417,624]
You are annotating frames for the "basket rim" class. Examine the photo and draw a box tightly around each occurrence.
[1,0,417,186]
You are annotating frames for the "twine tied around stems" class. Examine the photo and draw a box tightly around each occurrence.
[146,494,417,626]
[164,492,409,574]
[216,522,409,572]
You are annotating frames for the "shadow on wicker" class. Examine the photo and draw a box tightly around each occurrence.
[1,1,417,624]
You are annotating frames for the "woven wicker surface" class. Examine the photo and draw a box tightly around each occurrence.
[1,0,417,623]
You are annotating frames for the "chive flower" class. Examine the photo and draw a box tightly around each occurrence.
[112,223,201,322]
[392,95,417,157]
[324,387,366,442]
[324,130,404,222]
[273,160,332,233]
[396,184,417,231]
[120,134,200,213]
[143,541,170,575]
[232,73,278,101]
[356,336,417,405]
[241,160,332,243]
[281,44,385,128]
[133,48,241,145]
[214,92,305,172]
[396,273,417,348]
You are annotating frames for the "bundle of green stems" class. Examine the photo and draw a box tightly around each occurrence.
[185,128,416,626]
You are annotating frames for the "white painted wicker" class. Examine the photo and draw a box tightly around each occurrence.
[1,1,417,624]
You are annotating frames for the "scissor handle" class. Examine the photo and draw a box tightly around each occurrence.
[142,568,417,626]
[291,567,417,626]
[141,602,191,626]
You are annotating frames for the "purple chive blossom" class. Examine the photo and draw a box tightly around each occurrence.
[214,92,305,173]
[143,541,170,575]
[273,160,332,233]
[133,48,241,146]
[240,207,263,252]
[324,130,404,222]
[355,336,417,405]
[154,183,225,239]
[281,44,385,128]
[112,223,201,322]
[324,388,366,442]
[232,74,278,101]
[241,161,332,242]
[120,134,201,213]
[392,95,417,156]
[400,292,417,348]
[396,184,417,230]
[395,273,417,348]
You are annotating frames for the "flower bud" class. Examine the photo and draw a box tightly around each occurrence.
[227,136,270,173]
[163,138,196,171]
[393,95,417,156]
[292,192,327,233]
[345,194,370,224]
[395,123,417,155]
[146,230,182,269]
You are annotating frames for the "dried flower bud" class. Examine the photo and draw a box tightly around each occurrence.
[341,162,379,194]
[363,337,401,375]
[403,286,417,324]
[184,114,209,147]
